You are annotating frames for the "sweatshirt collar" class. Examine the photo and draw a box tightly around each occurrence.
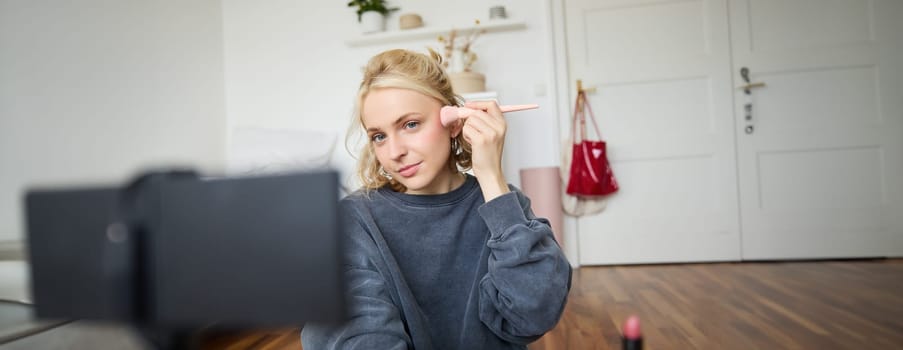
[378,174,478,206]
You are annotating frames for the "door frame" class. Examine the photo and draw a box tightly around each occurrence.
[544,0,582,267]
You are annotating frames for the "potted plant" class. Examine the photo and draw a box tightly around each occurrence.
[347,0,399,34]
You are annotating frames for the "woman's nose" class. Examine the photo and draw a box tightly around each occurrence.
[387,138,407,160]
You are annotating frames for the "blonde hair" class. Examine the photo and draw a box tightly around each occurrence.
[347,49,472,192]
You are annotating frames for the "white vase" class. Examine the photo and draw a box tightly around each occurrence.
[360,11,385,34]
[448,49,466,73]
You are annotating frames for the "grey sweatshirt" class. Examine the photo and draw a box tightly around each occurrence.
[302,175,572,350]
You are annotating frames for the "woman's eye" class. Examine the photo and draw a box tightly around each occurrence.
[404,121,420,129]
[371,134,385,143]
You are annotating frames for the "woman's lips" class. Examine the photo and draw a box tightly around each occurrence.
[398,162,421,178]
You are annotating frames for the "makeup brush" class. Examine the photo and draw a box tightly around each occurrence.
[440,104,539,126]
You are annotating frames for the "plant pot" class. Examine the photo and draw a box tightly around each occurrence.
[360,11,385,34]
[449,71,486,94]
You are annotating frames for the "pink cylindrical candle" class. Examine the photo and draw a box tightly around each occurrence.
[519,167,564,245]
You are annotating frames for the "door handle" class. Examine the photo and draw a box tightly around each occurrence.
[739,67,766,95]
[737,82,766,92]
[739,67,763,135]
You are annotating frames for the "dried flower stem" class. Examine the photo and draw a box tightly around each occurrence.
[432,19,484,72]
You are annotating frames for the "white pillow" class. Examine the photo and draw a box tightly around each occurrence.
[227,127,337,175]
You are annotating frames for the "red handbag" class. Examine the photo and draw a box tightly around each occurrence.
[566,91,619,196]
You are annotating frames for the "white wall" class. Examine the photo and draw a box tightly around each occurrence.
[0,0,576,265]
[222,0,563,190]
[0,1,228,243]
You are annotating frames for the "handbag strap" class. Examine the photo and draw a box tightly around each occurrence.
[585,93,602,140]
[571,92,583,142]
[571,91,603,142]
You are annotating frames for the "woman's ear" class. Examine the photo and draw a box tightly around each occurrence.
[449,120,464,138]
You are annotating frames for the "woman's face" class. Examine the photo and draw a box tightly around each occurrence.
[362,88,459,195]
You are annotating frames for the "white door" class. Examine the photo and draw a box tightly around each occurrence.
[564,0,742,264]
[730,0,903,259]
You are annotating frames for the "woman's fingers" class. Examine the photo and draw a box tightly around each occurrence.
[462,116,496,144]
[461,101,507,184]
[466,101,506,135]
[464,100,503,118]
[456,104,505,136]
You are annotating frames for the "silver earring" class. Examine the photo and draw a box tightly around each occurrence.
[451,138,459,155]
[379,166,392,179]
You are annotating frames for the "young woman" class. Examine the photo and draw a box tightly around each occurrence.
[302,49,571,350]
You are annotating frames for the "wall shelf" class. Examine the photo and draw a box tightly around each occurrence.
[461,91,498,101]
[344,19,527,47]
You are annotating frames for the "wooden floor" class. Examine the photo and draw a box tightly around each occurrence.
[531,259,903,349]
[200,328,300,350]
[202,259,903,349]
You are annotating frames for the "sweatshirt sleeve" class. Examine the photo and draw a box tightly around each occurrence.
[301,203,411,350]
[477,187,572,345]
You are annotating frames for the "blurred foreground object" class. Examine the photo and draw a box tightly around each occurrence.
[24,169,347,349]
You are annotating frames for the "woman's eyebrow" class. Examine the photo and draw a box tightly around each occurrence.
[366,112,422,132]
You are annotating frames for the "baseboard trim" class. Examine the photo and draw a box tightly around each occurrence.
[0,241,25,261]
